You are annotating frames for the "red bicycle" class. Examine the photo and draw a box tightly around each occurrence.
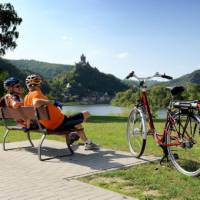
[126,71,200,176]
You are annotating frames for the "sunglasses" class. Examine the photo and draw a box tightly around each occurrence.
[13,84,21,88]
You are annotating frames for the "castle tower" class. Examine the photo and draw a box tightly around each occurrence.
[80,54,86,64]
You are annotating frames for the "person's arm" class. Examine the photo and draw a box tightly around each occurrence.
[12,101,24,108]
[4,94,22,108]
[32,98,52,108]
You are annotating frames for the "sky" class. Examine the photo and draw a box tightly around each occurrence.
[2,0,200,79]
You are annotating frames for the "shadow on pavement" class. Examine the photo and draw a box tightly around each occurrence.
[24,144,139,171]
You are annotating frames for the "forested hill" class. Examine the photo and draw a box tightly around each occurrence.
[50,62,128,102]
[74,63,128,96]
[165,69,200,86]
[0,58,26,80]
[0,58,50,96]
[0,58,27,96]
[9,59,74,79]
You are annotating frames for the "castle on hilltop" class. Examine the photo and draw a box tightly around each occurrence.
[76,53,91,67]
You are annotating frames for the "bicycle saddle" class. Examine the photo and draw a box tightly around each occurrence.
[166,86,185,96]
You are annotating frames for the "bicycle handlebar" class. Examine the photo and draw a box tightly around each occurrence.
[125,70,173,81]
[161,73,173,80]
[125,71,135,79]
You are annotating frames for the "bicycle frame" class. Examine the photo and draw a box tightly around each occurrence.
[140,90,154,130]
[139,85,180,147]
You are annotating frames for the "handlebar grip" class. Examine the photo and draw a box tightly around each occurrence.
[161,74,173,80]
[125,71,134,79]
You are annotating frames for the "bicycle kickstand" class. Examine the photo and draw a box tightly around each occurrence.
[159,145,169,165]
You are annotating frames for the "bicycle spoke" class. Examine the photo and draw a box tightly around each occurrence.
[127,108,146,157]
[167,113,200,176]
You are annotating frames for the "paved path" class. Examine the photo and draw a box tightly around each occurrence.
[0,140,157,200]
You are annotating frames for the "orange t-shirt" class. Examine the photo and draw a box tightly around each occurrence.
[24,89,64,130]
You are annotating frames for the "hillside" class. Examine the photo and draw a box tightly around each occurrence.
[167,69,200,86]
[0,58,26,80]
[50,60,128,103]
[9,59,74,79]
[0,58,27,96]
[0,58,50,96]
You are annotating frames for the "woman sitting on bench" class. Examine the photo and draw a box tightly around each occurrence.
[0,77,24,108]
[0,77,38,130]
[0,77,26,127]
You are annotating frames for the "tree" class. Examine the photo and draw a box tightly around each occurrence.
[0,3,22,56]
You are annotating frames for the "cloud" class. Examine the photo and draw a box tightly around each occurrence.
[116,52,128,59]
[61,35,72,41]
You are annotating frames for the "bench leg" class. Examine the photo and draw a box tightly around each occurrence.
[38,133,74,161]
[3,129,34,151]
[38,133,46,161]
[26,131,34,147]
[3,129,9,151]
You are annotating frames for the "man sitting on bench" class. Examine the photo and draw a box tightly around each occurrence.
[24,74,99,150]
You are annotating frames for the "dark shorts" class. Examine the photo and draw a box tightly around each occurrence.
[55,113,84,131]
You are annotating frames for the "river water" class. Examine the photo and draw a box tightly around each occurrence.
[63,104,167,118]
[62,104,128,116]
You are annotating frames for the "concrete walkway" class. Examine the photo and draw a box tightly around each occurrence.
[0,140,157,200]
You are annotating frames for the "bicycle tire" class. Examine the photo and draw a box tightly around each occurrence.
[127,108,147,157]
[166,112,200,176]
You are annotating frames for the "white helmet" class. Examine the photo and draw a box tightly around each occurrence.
[25,74,42,87]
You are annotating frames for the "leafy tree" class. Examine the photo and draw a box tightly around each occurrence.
[0,3,22,56]
[112,83,200,113]
[111,88,138,107]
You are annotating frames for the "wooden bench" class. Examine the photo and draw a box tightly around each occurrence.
[0,106,75,161]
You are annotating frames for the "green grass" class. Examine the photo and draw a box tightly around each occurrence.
[80,163,200,200]
[1,116,200,200]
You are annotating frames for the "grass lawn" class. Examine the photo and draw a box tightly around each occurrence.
[1,115,200,200]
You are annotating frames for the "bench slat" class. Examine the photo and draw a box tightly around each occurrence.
[0,106,50,120]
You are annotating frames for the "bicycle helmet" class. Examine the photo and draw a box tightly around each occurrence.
[4,77,20,89]
[25,74,42,87]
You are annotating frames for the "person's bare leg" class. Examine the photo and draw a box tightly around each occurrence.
[74,111,90,142]
[74,124,87,142]
[68,111,99,150]
[74,124,99,150]
[82,111,90,121]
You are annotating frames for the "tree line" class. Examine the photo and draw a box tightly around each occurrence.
[112,83,200,112]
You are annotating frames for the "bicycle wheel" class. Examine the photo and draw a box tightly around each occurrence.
[127,108,147,157]
[166,112,200,176]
